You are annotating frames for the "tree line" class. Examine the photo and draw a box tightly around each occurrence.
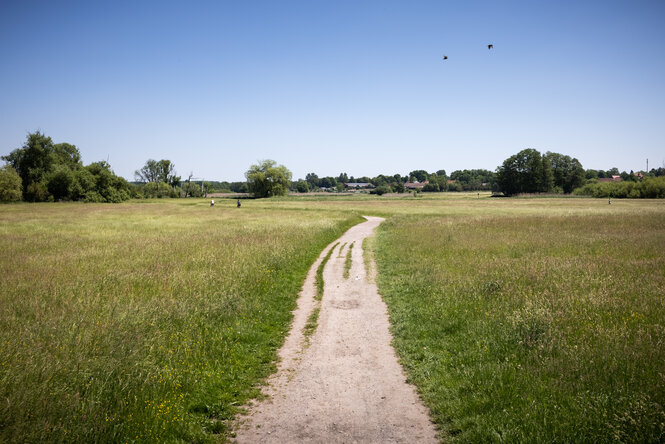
[3,132,664,202]
[1,132,132,202]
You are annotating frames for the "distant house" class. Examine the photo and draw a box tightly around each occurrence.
[447,179,457,184]
[404,181,428,189]
[345,182,373,189]
[599,175,622,183]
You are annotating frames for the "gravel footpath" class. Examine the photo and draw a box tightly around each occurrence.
[233,216,437,443]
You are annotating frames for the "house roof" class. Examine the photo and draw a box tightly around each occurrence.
[404,181,428,189]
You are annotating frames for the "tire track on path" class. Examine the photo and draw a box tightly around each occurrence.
[234,216,437,443]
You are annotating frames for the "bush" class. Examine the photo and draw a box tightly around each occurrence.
[25,182,49,202]
[0,165,22,202]
[46,165,74,201]
[371,185,391,195]
[84,191,105,203]
[422,182,440,192]
[574,177,665,198]
[141,182,177,198]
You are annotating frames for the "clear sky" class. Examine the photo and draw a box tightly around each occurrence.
[1,0,664,182]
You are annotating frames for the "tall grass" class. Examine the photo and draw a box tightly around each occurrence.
[374,206,665,442]
[0,200,362,442]
[3,194,663,442]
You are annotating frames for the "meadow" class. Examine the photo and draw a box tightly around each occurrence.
[1,194,664,442]
[372,196,665,442]
[0,199,362,442]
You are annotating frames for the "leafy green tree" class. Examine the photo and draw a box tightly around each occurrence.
[409,170,429,182]
[371,185,391,195]
[422,182,440,192]
[229,182,248,193]
[305,173,319,188]
[45,165,75,201]
[52,143,82,168]
[86,161,131,202]
[430,173,448,191]
[2,132,58,200]
[650,167,665,177]
[294,180,309,193]
[545,151,585,193]
[182,181,203,198]
[450,169,495,190]
[0,165,22,202]
[70,168,96,200]
[337,172,349,183]
[3,132,129,202]
[319,176,337,189]
[135,159,159,183]
[135,159,179,186]
[585,169,599,180]
[25,182,49,202]
[246,160,292,198]
[496,148,553,196]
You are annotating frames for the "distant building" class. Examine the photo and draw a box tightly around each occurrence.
[345,182,373,189]
[404,181,428,189]
[599,175,622,183]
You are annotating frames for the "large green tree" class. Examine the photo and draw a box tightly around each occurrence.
[2,132,57,200]
[408,170,429,182]
[545,151,585,193]
[246,160,292,198]
[135,159,180,187]
[2,132,130,202]
[496,148,553,196]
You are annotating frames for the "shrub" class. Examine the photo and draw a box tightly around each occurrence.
[25,181,49,202]
[574,177,665,198]
[46,165,74,201]
[0,165,22,202]
[371,185,391,195]
[84,191,105,203]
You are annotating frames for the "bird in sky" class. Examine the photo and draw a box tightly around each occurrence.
[488,44,493,49]
[442,54,448,60]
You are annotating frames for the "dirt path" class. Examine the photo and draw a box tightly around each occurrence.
[233,216,437,443]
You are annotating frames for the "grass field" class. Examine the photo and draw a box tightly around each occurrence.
[2,194,664,442]
[0,199,362,442]
[373,197,665,442]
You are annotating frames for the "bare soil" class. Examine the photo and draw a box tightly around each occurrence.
[233,217,437,443]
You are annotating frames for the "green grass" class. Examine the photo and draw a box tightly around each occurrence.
[362,236,375,283]
[2,194,664,442]
[0,200,362,442]
[303,307,321,342]
[338,242,347,258]
[373,203,665,442]
[316,242,338,301]
[343,242,354,279]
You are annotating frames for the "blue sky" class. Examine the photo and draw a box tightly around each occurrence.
[1,0,664,181]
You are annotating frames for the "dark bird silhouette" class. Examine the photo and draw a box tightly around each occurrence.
[488,44,493,49]
[442,55,448,60]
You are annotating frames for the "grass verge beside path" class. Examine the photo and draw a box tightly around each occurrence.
[0,200,363,442]
[374,209,665,442]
